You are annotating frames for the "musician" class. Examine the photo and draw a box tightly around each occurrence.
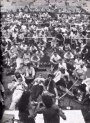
[35,92,66,123]
[31,74,45,101]
[56,76,74,97]
[53,67,69,84]
[9,73,27,110]
[44,74,58,104]
[50,51,61,72]
[53,67,62,83]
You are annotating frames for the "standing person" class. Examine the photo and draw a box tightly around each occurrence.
[18,91,36,123]
[35,92,66,123]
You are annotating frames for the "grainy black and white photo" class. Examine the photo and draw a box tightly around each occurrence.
[0,0,90,123]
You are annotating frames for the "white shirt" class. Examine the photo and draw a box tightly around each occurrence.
[16,58,23,69]
[50,54,61,63]
[53,70,62,83]
[74,59,84,69]
[61,71,69,80]
[21,25,27,32]
[64,52,74,59]
[58,62,67,70]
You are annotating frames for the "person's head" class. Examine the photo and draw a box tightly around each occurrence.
[38,73,42,78]
[15,72,22,82]
[63,75,68,82]
[60,68,65,74]
[27,62,32,68]
[20,62,24,68]
[42,93,54,108]
[67,50,71,54]
[48,74,55,80]
[59,59,63,64]
[53,51,57,56]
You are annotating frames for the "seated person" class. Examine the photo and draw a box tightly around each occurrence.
[15,54,23,70]
[50,51,61,72]
[20,43,28,51]
[15,62,26,79]
[24,63,35,85]
[60,68,70,81]
[64,50,74,61]
[53,67,70,84]
[53,68,62,83]
[23,51,31,65]
[31,51,40,68]
[73,64,87,80]
[58,59,67,70]
[29,44,37,55]
[64,43,71,51]
[74,56,84,70]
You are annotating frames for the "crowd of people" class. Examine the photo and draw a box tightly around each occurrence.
[1,3,90,123]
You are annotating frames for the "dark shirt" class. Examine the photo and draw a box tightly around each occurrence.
[45,79,56,95]
[37,104,66,123]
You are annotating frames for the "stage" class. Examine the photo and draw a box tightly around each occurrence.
[2,110,85,123]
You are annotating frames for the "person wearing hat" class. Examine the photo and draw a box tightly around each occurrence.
[35,91,66,123]
[9,73,28,110]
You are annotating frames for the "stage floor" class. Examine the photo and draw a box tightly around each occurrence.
[2,110,85,123]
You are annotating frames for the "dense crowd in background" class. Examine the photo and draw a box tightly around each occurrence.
[1,3,90,123]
